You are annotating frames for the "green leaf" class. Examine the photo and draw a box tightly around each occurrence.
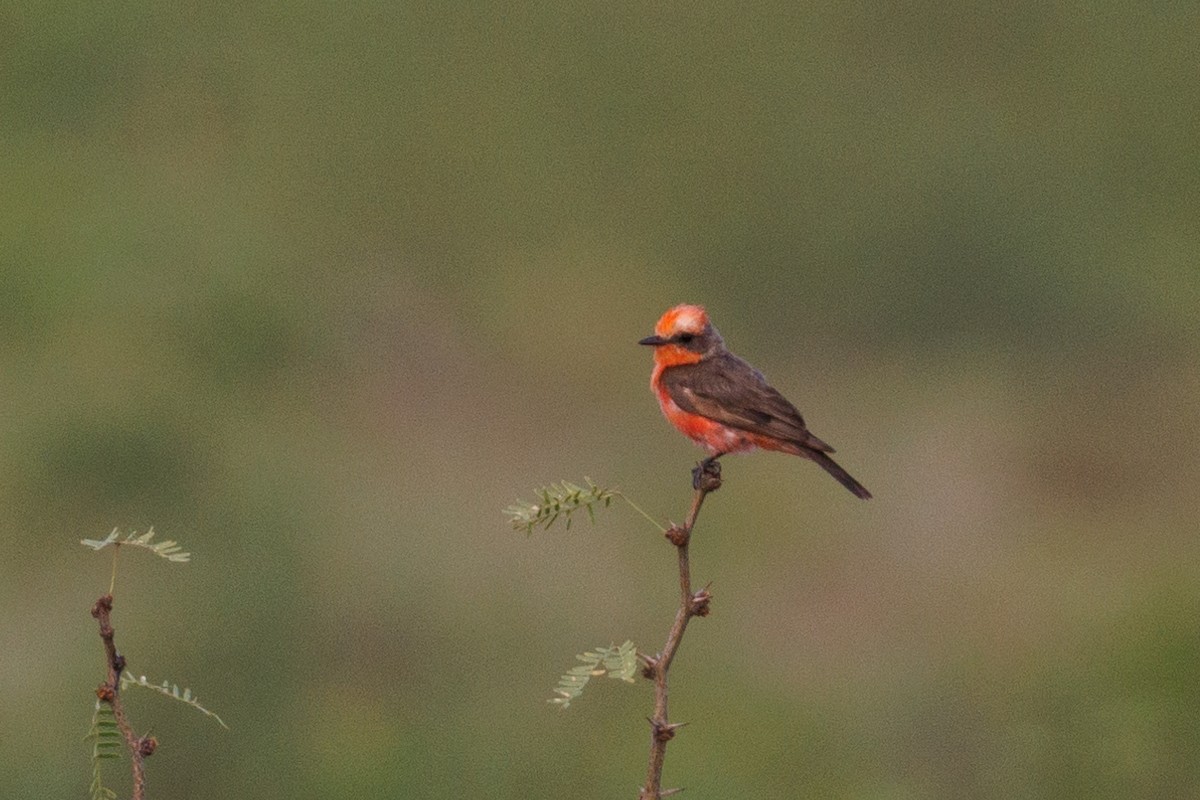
[548,641,640,708]
[86,701,121,800]
[504,480,621,534]
[120,672,228,729]
[504,477,665,534]
[80,527,192,563]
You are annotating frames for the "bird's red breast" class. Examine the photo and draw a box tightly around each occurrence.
[650,365,787,455]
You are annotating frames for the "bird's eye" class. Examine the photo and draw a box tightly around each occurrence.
[676,333,695,344]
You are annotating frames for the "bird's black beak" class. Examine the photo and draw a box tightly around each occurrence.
[639,334,668,346]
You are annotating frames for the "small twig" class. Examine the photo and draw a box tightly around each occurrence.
[639,459,723,799]
[92,595,154,800]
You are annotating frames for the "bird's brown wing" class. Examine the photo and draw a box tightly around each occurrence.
[660,353,834,452]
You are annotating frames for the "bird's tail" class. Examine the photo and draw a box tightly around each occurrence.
[808,449,872,499]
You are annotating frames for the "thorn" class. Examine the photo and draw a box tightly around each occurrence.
[639,653,659,679]
[647,717,686,742]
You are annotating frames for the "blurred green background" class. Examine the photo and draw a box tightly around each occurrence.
[3,2,1198,798]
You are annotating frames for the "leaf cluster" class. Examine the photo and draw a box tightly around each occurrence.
[81,528,191,562]
[504,478,615,534]
[549,640,639,709]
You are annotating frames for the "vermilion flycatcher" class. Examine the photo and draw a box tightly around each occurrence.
[639,304,871,499]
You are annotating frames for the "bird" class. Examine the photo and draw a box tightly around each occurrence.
[639,304,871,499]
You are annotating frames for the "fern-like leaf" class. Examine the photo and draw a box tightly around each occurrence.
[505,479,663,534]
[549,640,639,709]
[81,527,191,563]
[85,701,120,800]
[120,673,228,729]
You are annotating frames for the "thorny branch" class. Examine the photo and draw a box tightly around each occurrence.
[638,458,723,799]
[92,594,155,800]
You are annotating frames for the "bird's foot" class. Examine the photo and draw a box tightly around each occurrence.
[691,456,723,492]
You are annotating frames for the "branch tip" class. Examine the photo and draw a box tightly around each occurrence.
[690,458,722,492]
[91,594,113,618]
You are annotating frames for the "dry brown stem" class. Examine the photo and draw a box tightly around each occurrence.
[92,594,153,800]
[638,458,723,799]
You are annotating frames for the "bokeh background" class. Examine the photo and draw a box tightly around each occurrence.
[3,3,1198,798]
